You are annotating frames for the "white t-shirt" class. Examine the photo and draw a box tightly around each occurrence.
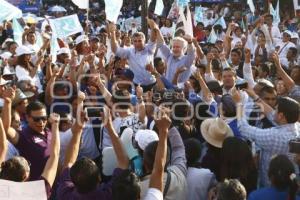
[59,129,73,163]
[160,26,173,37]
[144,188,163,200]
[15,65,43,93]
[113,113,146,135]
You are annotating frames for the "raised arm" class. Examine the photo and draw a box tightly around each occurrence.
[41,113,60,187]
[272,52,295,91]
[149,108,171,191]
[63,92,86,169]
[136,85,146,123]
[0,118,7,165]
[243,48,256,88]
[195,69,213,103]
[108,23,118,54]
[103,107,129,169]
[1,87,19,145]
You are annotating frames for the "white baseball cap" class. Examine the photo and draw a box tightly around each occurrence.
[75,35,89,45]
[135,129,159,150]
[0,52,12,60]
[292,32,299,39]
[16,45,35,56]
[57,47,71,55]
[283,30,292,37]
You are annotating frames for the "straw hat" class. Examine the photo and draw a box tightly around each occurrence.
[201,118,233,148]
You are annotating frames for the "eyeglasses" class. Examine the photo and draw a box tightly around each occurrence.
[31,116,48,122]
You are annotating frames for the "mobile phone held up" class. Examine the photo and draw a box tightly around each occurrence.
[85,107,103,119]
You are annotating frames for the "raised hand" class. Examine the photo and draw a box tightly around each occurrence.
[2,87,16,103]
[48,113,60,124]
[154,106,172,131]
[136,85,143,99]
[244,48,251,63]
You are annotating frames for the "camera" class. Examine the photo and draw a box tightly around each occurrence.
[289,139,300,154]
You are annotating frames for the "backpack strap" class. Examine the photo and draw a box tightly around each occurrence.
[163,171,172,198]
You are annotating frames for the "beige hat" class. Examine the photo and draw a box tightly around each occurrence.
[201,118,233,148]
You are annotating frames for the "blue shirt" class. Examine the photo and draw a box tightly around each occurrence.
[116,42,157,85]
[238,119,300,187]
[249,187,300,200]
[158,43,195,83]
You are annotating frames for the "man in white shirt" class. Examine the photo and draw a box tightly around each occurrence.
[263,14,281,45]
[278,30,296,61]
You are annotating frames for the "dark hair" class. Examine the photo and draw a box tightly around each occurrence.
[154,57,163,68]
[26,101,46,115]
[231,48,242,57]
[259,85,276,97]
[184,138,202,167]
[268,155,298,200]
[216,179,247,200]
[17,54,35,71]
[0,157,29,182]
[221,95,236,118]
[143,141,158,171]
[112,90,131,109]
[143,141,170,173]
[220,137,257,194]
[222,67,236,76]
[289,47,298,57]
[277,97,300,123]
[259,63,270,75]
[70,157,101,194]
[112,169,140,200]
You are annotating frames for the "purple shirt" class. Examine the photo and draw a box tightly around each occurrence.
[15,126,52,181]
[57,167,124,200]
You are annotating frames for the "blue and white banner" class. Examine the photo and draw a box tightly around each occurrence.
[9,0,42,13]
[49,14,83,39]
[178,0,189,8]
[195,6,204,23]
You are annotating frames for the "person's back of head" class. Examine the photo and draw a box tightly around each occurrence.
[216,179,246,200]
[0,156,30,182]
[112,169,140,200]
[268,155,298,200]
[70,157,101,194]
[277,97,299,124]
[184,138,202,167]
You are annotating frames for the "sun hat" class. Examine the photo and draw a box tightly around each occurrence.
[200,118,233,148]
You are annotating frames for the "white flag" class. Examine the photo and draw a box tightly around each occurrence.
[247,0,255,13]
[270,1,280,26]
[214,16,227,29]
[207,28,217,44]
[186,6,193,37]
[49,14,83,39]
[154,0,164,16]
[0,0,22,23]
[105,0,123,23]
[294,0,300,12]
[72,0,89,9]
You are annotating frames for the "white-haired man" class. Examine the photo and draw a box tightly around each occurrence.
[156,29,196,85]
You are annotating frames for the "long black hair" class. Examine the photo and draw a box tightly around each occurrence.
[268,155,298,200]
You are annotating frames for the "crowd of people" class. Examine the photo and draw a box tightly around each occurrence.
[0,0,300,200]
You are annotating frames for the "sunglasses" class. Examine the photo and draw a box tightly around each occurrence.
[31,116,48,122]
